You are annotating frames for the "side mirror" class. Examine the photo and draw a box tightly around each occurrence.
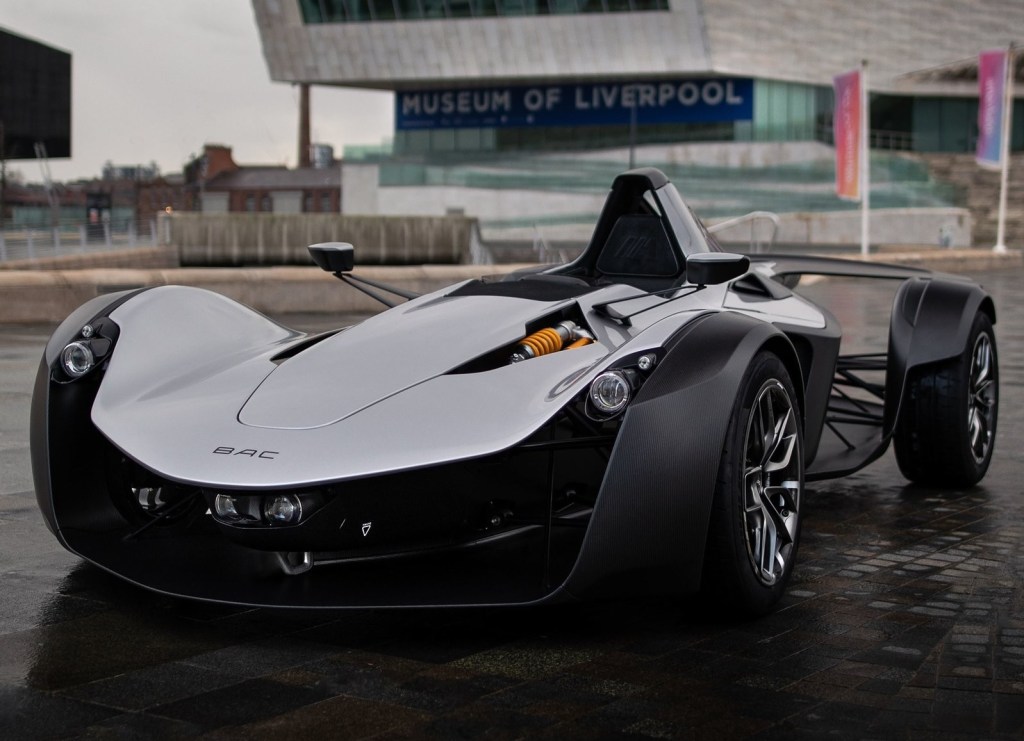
[685,252,750,286]
[309,242,354,273]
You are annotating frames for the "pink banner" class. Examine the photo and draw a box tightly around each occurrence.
[976,49,1008,170]
[833,69,861,201]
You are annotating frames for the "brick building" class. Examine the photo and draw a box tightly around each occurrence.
[183,144,341,214]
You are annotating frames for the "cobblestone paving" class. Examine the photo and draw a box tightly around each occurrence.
[0,267,1022,739]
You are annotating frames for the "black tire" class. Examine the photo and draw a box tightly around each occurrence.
[702,352,803,616]
[893,311,998,487]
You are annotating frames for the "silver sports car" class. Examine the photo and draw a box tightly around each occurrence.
[31,168,998,615]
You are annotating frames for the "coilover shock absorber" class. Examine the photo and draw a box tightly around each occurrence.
[510,320,594,363]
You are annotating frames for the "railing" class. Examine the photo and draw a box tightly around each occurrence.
[707,211,780,253]
[0,219,161,263]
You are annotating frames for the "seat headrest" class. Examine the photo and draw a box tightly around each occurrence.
[596,215,679,278]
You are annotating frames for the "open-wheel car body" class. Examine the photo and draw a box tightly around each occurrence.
[31,168,998,614]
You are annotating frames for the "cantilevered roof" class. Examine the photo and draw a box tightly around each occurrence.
[703,0,1022,95]
[251,0,1024,95]
[898,50,1024,83]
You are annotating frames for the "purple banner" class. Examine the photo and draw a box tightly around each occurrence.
[976,49,1008,170]
[833,69,861,201]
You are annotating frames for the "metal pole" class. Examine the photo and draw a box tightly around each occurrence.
[993,44,1015,253]
[860,60,871,257]
[629,104,637,170]
[0,120,6,237]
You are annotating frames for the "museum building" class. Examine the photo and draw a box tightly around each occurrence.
[251,0,1023,158]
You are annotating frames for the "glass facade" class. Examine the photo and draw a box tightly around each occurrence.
[299,0,668,22]
[747,80,826,143]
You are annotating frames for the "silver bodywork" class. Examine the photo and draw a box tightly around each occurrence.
[92,271,827,490]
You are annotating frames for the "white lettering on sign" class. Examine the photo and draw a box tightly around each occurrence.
[397,79,750,129]
[569,81,745,110]
[401,90,513,117]
[523,87,562,112]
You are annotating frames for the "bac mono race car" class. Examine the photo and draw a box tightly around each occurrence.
[31,169,998,615]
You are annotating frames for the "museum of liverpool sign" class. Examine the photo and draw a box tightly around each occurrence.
[396,78,754,130]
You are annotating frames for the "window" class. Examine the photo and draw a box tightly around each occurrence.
[298,0,666,22]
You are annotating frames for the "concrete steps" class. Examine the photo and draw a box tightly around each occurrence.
[921,153,1024,246]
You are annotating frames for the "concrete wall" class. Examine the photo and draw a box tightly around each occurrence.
[0,265,515,324]
[482,207,974,251]
[341,164,380,215]
[160,213,476,266]
[770,208,973,249]
[374,185,609,222]
[3,250,1019,325]
[0,246,179,272]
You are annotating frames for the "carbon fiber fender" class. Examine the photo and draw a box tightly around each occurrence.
[884,276,997,434]
[562,311,803,600]
[31,289,150,540]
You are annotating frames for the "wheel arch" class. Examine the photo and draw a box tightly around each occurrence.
[884,276,996,435]
[562,310,805,601]
[31,288,152,541]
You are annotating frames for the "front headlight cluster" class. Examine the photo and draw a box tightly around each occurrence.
[585,351,660,421]
[210,491,323,528]
[57,321,115,382]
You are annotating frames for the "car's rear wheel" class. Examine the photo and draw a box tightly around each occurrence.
[893,311,998,487]
[703,352,803,616]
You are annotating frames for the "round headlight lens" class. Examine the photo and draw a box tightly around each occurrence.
[263,494,302,525]
[214,493,241,520]
[589,371,631,416]
[61,341,95,378]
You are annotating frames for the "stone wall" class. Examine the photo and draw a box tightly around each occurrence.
[160,213,477,266]
[0,246,179,272]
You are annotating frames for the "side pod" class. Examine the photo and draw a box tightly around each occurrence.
[562,311,803,600]
[883,276,996,434]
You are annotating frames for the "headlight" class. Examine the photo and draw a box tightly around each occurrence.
[264,494,302,525]
[214,493,248,522]
[583,352,660,421]
[588,371,632,417]
[210,491,320,527]
[61,341,95,378]
[54,321,117,382]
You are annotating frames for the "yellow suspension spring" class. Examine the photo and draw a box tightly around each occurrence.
[520,327,565,358]
[565,337,593,350]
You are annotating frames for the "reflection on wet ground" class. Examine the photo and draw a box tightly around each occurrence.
[1,267,1023,738]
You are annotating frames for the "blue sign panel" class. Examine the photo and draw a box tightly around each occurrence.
[396,78,753,131]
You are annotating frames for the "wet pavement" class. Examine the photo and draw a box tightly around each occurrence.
[1,266,1023,739]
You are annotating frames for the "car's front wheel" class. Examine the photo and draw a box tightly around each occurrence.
[702,352,803,616]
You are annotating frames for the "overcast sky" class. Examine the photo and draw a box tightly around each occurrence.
[2,0,394,183]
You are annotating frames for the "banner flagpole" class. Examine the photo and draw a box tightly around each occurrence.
[994,44,1015,253]
[860,59,870,257]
